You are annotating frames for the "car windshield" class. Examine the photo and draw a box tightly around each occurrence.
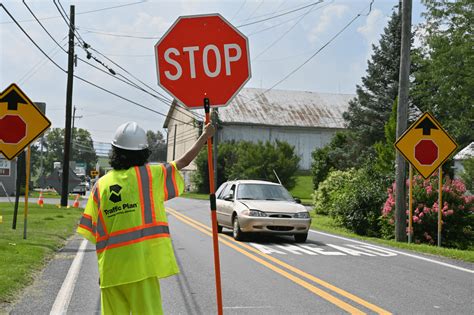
[236,184,294,201]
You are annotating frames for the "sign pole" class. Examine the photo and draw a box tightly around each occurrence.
[408,164,413,243]
[204,98,223,315]
[23,145,31,239]
[12,151,25,229]
[437,167,442,247]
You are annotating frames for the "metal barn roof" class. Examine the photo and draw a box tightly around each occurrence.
[454,142,474,160]
[164,88,355,129]
[219,88,353,128]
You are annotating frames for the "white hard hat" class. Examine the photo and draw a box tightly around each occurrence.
[111,121,148,151]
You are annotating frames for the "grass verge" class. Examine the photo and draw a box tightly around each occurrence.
[30,191,78,200]
[289,175,313,205]
[311,213,474,263]
[0,203,82,304]
[181,192,209,200]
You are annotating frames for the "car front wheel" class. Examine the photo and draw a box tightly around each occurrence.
[233,217,244,241]
[217,224,223,233]
[294,233,308,243]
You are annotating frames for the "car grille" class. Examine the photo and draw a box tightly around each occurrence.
[268,226,294,231]
[269,214,293,218]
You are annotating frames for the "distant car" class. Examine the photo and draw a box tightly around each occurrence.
[215,180,311,242]
[72,182,87,195]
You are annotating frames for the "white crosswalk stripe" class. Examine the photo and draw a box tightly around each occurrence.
[248,242,399,257]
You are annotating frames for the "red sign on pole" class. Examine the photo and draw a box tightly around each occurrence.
[155,14,251,109]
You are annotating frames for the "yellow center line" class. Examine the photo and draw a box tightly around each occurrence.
[167,207,391,315]
[167,208,367,314]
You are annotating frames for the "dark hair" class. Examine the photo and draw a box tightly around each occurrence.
[109,146,151,170]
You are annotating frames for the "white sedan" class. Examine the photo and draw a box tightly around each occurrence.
[215,180,311,242]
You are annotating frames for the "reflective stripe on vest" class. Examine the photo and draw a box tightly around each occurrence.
[135,165,155,224]
[162,163,178,200]
[79,214,96,234]
[95,164,169,253]
[96,223,169,253]
[94,183,107,238]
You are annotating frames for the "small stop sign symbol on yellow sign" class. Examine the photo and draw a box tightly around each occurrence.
[414,139,438,165]
[395,112,458,179]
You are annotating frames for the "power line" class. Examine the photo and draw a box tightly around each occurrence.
[79,28,160,39]
[230,0,247,21]
[17,38,67,84]
[23,1,174,107]
[252,0,324,61]
[51,1,202,121]
[0,0,147,24]
[74,0,325,40]
[247,1,331,37]
[0,3,195,127]
[241,1,375,104]
[23,1,200,124]
[242,0,265,22]
[237,0,324,27]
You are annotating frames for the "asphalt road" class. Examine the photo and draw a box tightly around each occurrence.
[9,197,474,314]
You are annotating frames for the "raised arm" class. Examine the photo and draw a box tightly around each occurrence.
[174,123,216,170]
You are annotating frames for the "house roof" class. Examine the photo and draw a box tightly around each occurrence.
[220,88,354,128]
[454,142,474,160]
[164,88,355,129]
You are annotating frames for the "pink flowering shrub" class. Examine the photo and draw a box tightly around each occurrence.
[381,174,474,249]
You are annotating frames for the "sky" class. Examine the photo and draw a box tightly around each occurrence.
[0,0,426,147]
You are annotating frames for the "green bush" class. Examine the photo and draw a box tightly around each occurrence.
[313,163,390,236]
[310,132,368,190]
[382,174,474,249]
[192,140,300,193]
[191,141,239,193]
[313,169,357,215]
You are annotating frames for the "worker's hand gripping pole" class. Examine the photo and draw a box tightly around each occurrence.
[204,98,223,315]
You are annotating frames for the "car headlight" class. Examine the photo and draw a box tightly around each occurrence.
[242,209,267,217]
[294,212,310,219]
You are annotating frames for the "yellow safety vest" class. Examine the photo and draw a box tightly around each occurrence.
[77,162,184,288]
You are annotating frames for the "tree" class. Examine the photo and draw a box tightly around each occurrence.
[42,128,97,175]
[146,130,167,162]
[228,140,300,189]
[343,9,402,148]
[72,128,97,173]
[192,140,300,193]
[412,0,473,149]
[373,99,398,176]
[310,131,366,189]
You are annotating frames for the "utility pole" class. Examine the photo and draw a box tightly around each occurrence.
[71,106,83,150]
[61,5,75,207]
[395,0,412,242]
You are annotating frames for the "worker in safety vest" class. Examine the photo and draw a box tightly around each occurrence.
[77,121,215,314]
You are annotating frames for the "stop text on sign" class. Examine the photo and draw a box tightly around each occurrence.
[155,14,251,108]
[164,44,242,80]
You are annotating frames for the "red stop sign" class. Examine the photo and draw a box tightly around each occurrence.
[415,139,438,165]
[155,14,251,109]
[0,115,27,144]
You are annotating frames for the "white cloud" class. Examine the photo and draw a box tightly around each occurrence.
[308,4,348,44]
[357,9,387,48]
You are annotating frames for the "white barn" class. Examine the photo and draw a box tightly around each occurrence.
[163,88,354,186]
[453,142,474,178]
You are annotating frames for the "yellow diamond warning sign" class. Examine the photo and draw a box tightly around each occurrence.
[0,83,51,160]
[395,112,458,179]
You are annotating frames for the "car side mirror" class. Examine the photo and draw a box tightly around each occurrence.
[294,197,301,204]
[224,194,233,201]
